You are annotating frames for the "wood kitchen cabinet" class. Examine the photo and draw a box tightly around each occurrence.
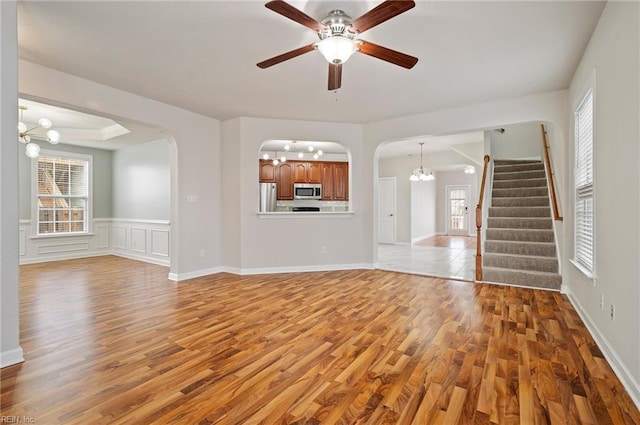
[293,161,321,183]
[321,162,334,200]
[259,160,276,182]
[320,161,349,201]
[259,159,348,201]
[276,162,293,200]
[333,162,349,201]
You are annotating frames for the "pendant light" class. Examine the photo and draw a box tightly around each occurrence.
[409,142,434,181]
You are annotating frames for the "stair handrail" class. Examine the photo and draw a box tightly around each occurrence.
[540,124,563,221]
[476,154,491,281]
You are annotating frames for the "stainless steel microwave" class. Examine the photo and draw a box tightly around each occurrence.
[294,183,322,200]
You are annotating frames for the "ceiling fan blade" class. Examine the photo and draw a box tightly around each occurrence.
[351,0,415,33]
[328,63,342,91]
[357,40,418,69]
[257,43,316,68]
[265,0,322,32]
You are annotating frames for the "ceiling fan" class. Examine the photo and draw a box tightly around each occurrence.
[257,0,419,91]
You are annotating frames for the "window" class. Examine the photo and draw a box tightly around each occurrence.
[34,152,90,235]
[574,90,594,273]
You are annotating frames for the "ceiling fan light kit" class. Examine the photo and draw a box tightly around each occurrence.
[258,0,418,90]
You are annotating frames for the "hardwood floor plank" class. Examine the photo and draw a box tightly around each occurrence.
[1,256,639,424]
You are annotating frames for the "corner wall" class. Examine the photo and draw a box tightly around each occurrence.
[565,1,640,406]
[0,0,24,368]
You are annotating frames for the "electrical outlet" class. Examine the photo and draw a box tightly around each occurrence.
[199,249,205,258]
[600,293,604,310]
[610,304,615,321]
[321,246,327,254]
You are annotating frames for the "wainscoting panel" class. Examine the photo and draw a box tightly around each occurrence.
[110,219,170,266]
[151,230,170,257]
[112,226,127,250]
[19,219,170,267]
[96,225,110,249]
[19,227,26,256]
[130,228,147,254]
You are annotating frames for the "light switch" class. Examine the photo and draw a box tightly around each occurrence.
[187,195,198,203]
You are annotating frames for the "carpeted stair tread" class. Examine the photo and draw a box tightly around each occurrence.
[492,187,549,197]
[487,217,553,229]
[486,228,555,243]
[494,160,541,164]
[493,178,548,189]
[492,197,549,207]
[485,240,556,257]
[482,267,562,290]
[489,206,551,218]
[494,162,545,173]
[484,252,558,273]
[493,170,547,180]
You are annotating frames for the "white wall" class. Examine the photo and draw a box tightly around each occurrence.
[0,0,24,368]
[565,1,640,405]
[490,121,544,160]
[223,117,367,273]
[112,139,170,220]
[18,60,222,280]
[411,180,436,242]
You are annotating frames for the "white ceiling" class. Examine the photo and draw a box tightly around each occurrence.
[18,0,605,127]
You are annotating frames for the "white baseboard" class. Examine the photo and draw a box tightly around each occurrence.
[237,263,374,275]
[18,251,109,265]
[566,290,640,411]
[111,251,169,267]
[411,233,438,244]
[1,347,25,368]
[168,263,375,281]
[168,266,226,282]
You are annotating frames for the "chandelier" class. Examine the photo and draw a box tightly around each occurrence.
[409,142,434,181]
[18,106,61,158]
[464,165,476,174]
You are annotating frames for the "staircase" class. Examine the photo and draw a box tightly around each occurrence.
[483,160,562,290]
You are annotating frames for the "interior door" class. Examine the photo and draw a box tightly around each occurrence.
[378,177,396,244]
[447,185,469,236]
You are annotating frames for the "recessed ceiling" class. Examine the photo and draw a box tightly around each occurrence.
[17,1,606,124]
[18,98,166,150]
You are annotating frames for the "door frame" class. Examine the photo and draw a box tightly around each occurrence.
[445,184,471,236]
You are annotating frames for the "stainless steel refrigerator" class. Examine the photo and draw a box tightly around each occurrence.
[259,182,277,212]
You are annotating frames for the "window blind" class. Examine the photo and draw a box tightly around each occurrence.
[574,91,594,272]
[37,155,88,234]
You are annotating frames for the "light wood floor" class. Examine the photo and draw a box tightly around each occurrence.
[2,256,639,424]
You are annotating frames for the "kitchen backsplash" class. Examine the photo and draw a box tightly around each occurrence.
[276,200,349,212]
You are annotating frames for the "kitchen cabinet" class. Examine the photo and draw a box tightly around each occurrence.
[276,162,293,200]
[320,161,349,201]
[321,162,334,200]
[333,162,349,201]
[259,159,348,201]
[293,161,321,183]
[259,160,276,182]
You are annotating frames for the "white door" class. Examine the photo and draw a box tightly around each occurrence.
[446,185,470,236]
[378,177,396,244]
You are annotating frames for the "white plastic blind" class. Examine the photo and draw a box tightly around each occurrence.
[574,91,594,271]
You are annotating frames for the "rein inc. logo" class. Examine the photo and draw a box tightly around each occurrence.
[1,417,35,424]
